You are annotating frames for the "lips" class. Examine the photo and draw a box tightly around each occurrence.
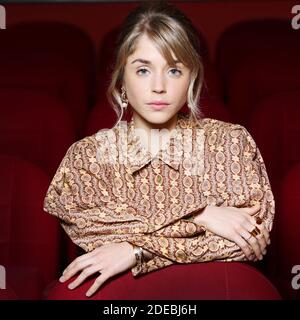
[147,101,169,106]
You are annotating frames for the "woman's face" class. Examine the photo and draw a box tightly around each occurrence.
[123,33,191,131]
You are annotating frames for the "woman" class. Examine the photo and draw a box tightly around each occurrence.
[43,1,275,298]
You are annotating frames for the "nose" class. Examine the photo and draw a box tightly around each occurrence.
[152,72,166,94]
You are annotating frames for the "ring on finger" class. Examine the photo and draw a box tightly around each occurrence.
[250,226,261,237]
[245,233,252,241]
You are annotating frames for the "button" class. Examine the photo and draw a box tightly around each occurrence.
[156,174,163,185]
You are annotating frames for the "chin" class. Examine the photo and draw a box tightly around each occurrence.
[146,110,177,121]
[146,114,174,126]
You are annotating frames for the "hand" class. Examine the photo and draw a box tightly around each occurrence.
[59,241,136,297]
[194,203,271,261]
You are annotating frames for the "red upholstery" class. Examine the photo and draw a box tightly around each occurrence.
[83,101,121,137]
[0,284,18,300]
[0,156,61,299]
[199,97,233,123]
[247,92,300,281]
[248,91,300,202]
[216,19,300,89]
[275,164,300,300]
[226,52,300,126]
[0,88,76,177]
[4,266,43,300]
[201,60,223,100]
[43,262,281,300]
[0,21,95,133]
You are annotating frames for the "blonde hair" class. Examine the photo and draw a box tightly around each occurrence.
[106,0,205,128]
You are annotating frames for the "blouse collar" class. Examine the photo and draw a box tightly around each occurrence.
[118,112,203,174]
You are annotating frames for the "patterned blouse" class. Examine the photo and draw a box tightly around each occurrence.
[43,112,275,277]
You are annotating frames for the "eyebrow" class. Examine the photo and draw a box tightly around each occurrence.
[131,58,181,65]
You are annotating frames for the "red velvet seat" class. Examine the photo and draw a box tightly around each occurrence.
[225,52,300,126]
[0,21,95,133]
[247,91,300,286]
[0,284,18,300]
[198,60,223,101]
[216,19,300,94]
[199,97,233,123]
[248,91,300,203]
[43,262,281,300]
[83,101,120,137]
[0,156,61,299]
[0,88,76,177]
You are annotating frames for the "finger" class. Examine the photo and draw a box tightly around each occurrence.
[239,230,252,243]
[255,232,267,256]
[60,258,93,283]
[68,265,101,290]
[233,233,253,260]
[86,273,109,297]
[257,223,271,247]
[247,222,270,253]
[248,235,263,260]
[263,227,271,246]
[248,216,257,226]
[242,203,261,215]
[63,251,96,275]
[248,214,265,227]
[243,220,258,234]
[242,210,261,227]
[238,230,260,261]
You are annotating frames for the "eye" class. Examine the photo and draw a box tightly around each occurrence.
[136,67,182,76]
[137,68,149,76]
[169,68,182,76]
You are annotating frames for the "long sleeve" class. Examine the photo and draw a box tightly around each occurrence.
[43,136,206,254]
[130,123,275,276]
[43,121,275,278]
[43,138,157,251]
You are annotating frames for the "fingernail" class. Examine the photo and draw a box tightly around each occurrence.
[59,276,65,282]
[68,284,74,290]
[256,217,263,225]
[86,292,91,297]
[259,255,263,260]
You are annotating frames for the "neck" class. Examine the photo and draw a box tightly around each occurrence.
[132,112,178,133]
[131,112,178,155]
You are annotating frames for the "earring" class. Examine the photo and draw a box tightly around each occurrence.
[121,86,128,109]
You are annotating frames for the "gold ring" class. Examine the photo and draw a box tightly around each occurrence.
[250,226,261,237]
